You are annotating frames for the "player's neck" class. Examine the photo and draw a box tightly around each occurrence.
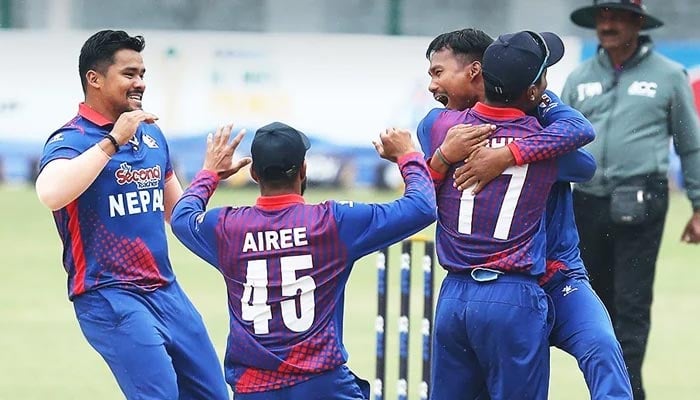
[483,99,528,113]
[84,97,118,123]
[260,188,300,197]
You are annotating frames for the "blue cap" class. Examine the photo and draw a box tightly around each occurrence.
[482,31,565,99]
[251,122,311,180]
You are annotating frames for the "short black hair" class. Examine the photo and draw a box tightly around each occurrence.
[425,28,494,62]
[78,30,145,94]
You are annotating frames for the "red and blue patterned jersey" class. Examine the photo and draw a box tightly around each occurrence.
[540,181,589,286]
[418,102,594,276]
[39,104,175,299]
[170,153,436,393]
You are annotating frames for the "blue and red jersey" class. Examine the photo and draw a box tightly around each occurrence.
[170,153,436,393]
[40,103,175,299]
[418,101,594,276]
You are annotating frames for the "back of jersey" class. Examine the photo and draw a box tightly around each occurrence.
[426,106,557,275]
[216,201,350,392]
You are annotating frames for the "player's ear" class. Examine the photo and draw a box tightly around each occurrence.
[527,85,538,102]
[86,70,101,89]
[469,61,482,80]
[249,165,259,183]
[299,161,307,181]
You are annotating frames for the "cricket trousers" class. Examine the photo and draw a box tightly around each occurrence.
[573,182,668,400]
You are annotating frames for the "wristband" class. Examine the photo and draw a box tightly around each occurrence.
[435,146,454,167]
[104,134,120,152]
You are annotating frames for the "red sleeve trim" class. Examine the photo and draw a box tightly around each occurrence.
[197,169,221,182]
[396,151,422,165]
[426,159,446,181]
[507,142,524,166]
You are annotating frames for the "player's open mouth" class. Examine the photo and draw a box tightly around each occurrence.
[434,94,448,106]
[128,92,143,106]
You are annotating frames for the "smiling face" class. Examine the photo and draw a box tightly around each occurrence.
[595,8,643,53]
[88,48,146,120]
[428,47,483,111]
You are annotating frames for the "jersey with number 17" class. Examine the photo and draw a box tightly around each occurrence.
[419,103,563,277]
[170,153,436,394]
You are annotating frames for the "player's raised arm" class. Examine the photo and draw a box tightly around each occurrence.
[453,90,596,193]
[417,108,494,187]
[333,128,436,259]
[36,110,158,210]
[170,125,251,266]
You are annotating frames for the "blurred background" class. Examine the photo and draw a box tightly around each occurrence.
[0,0,697,188]
[1,1,699,399]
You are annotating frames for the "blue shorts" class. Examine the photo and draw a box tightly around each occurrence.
[431,270,553,400]
[545,272,632,399]
[73,281,228,400]
[233,365,370,400]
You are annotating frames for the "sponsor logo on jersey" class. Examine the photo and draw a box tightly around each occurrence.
[115,162,161,190]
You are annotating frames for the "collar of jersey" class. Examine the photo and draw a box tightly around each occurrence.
[473,102,525,119]
[79,103,113,127]
[256,194,305,210]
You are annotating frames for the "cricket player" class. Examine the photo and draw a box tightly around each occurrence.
[170,122,437,399]
[35,30,228,399]
[421,28,632,398]
[418,30,595,399]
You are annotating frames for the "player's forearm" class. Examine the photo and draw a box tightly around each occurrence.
[399,153,438,225]
[35,144,111,210]
[171,170,219,223]
[163,173,184,224]
[510,91,595,166]
[509,116,595,165]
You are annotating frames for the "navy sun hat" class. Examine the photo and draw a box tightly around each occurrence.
[251,122,311,180]
[482,30,565,99]
[570,0,663,30]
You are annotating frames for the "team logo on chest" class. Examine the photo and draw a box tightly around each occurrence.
[142,133,159,148]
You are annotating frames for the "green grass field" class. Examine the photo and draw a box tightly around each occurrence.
[1,184,698,399]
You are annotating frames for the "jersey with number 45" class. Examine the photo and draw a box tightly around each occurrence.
[170,153,435,394]
[418,102,589,277]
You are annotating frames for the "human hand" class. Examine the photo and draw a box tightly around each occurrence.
[681,211,700,244]
[452,146,515,194]
[111,110,159,145]
[373,128,415,163]
[440,124,495,163]
[203,124,252,179]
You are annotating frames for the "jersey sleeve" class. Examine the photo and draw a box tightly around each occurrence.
[417,108,444,158]
[333,152,436,260]
[417,107,455,188]
[151,124,174,180]
[556,148,596,183]
[669,70,700,209]
[170,170,223,268]
[507,90,595,166]
[39,127,93,172]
